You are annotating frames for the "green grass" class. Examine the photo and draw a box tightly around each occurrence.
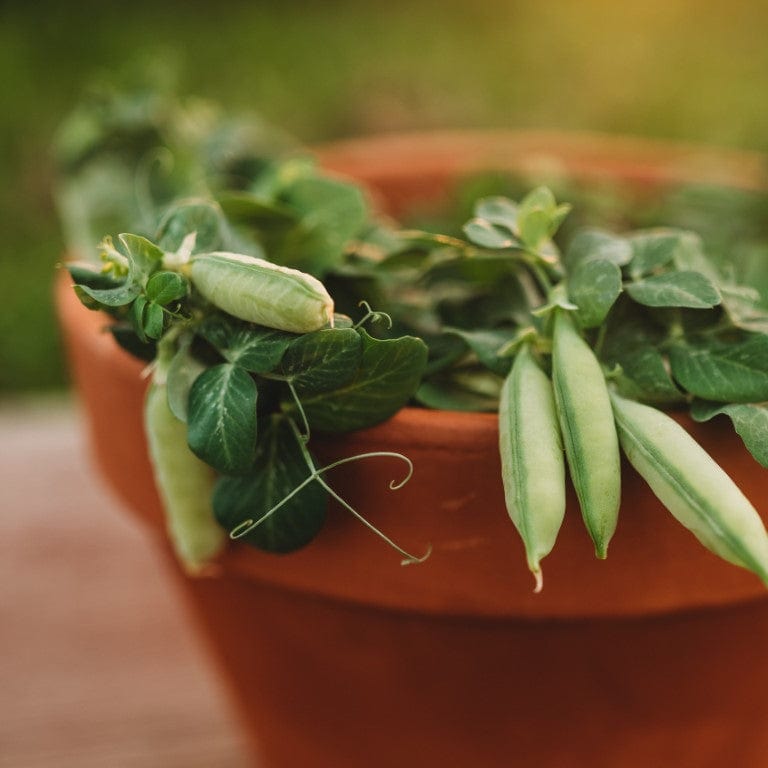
[2,0,768,392]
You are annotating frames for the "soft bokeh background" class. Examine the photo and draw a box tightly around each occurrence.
[2,0,768,393]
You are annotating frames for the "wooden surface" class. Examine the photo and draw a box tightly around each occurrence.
[0,397,250,767]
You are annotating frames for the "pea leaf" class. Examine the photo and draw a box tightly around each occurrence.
[296,330,428,432]
[474,196,518,229]
[565,229,632,268]
[462,218,517,249]
[442,327,512,375]
[65,263,123,291]
[568,258,623,329]
[691,401,768,468]
[626,271,722,308]
[627,230,694,279]
[78,279,141,307]
[187,363,258,474]
[166,341,206,422]
[143,302,165,339]
[156,200,225,253]
[198,316,296,373]
[669,335,768,402]
[608,346,683,404]
[282,328,362,393]
[416,372,501,412]
[119,233,164,281]
[213,416,326,553]
[278,176,368,274]
[219,191,296,221]
[146,270,189,305]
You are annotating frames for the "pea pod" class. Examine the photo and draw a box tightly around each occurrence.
[145,380,225,573]
[610,392,768,585]
[499,344,566,591]
[552,310,621,557]
[189,252,333,333]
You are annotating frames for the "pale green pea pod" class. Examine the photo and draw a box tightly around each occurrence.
[610,392,768,586]
[552,310,621,558]
[145,380,225,574]
[499,344,566,592]
[189,252,334,333]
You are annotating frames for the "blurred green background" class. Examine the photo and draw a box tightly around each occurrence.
[2,0,768,393]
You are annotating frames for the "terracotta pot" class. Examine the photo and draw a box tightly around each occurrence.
[57,131,768,768]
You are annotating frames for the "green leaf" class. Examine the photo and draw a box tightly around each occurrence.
[217,191,297,229]
[78,279,141,308]
[569,258,622,328]
[143,302,165,339]
[213,416,327,553]
[462,218,516,249]
[416,371,501,412]
[719,284,768,334]
[166,342,206,422]
[282,328,362,393]
[565,229,632,268]
[628,230,689,279]
[296,330,428,432]
[187,363,258,474]
[66,263,122,291]
[146,270,189,305]
[119,233,164,281]
[626,271,722,308]
[279,176,368,274]
[690,401,768,468]
[518,209,552,250]
[609,346,684,404]
[442,327,512,375]
[198,316,296,373]
[156,200,225,254]
[131,295,149,342]
[474,196,518,229]
[669,335,768,402]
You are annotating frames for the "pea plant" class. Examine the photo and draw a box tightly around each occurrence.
[61,91,768,590]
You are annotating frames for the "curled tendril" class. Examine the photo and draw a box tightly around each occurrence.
[229,421,429,565]
[355,300,393,330]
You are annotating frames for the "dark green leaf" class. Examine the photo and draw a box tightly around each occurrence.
[670,335,768,402]
[146,271,188,305]
[442,327,512,375]
[608,346,683,404]
[691,401,768,468]
[213,417,326,553]
[156,200,225,253]
[569,258,622,328]
[143,302,165,339]
[187,363,258,474]
[297,330,428,432]
[198,316,296,373]
[415,371,501,412]
[283,328,362,393]
[109,324,157,362]
[131,295,149,342]
[66,263,122,291]
[217,191,297,230]
[626,271,722,308]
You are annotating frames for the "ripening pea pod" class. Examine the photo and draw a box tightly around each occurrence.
[551,310,621,558]
[189,252,334,333]
[499,344,566,592]
[145,379,226,574]
[610,392,768,586]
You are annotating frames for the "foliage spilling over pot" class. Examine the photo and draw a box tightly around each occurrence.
[57,88,768,590]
